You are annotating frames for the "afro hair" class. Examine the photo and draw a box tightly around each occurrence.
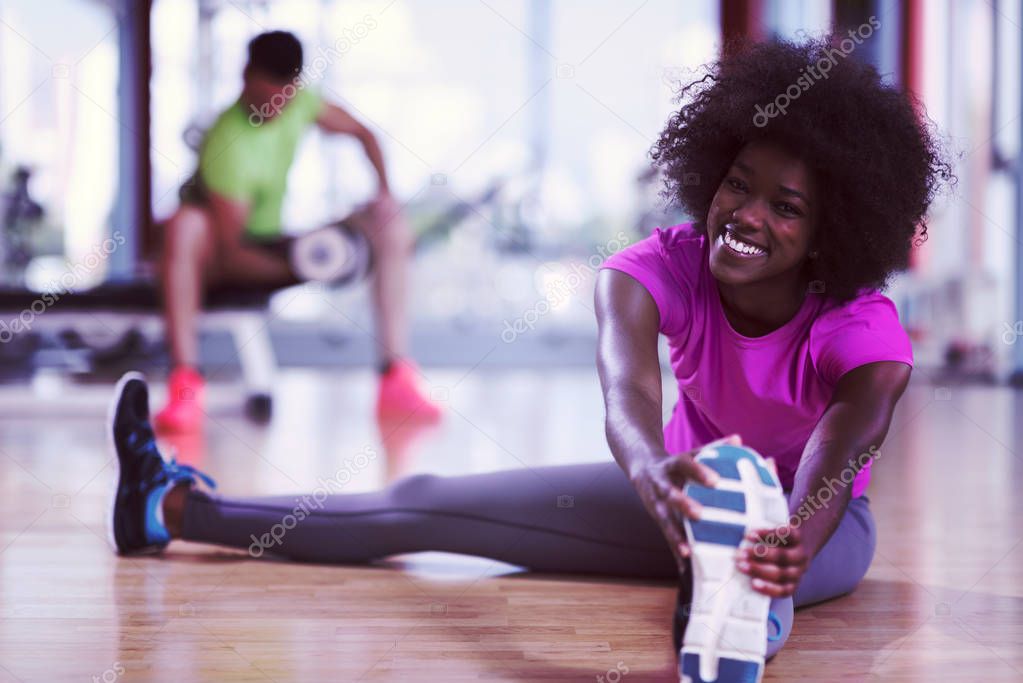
[652,36,954,302]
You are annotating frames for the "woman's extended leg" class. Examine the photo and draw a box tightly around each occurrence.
[178,461,681,579]
[112,372,675,577]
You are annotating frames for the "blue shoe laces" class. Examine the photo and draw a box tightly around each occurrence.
[125,428,217,545]
[126,429,217,491]
[161,458,217,490]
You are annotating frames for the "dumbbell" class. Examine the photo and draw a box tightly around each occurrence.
[288,222,372,286]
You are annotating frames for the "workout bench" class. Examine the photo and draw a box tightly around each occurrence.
[0,280,283,421]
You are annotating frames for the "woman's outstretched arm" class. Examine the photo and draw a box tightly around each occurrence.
[793,361,911,552]
[740,360,911,596]
[595,269,669,480]
[594,269,719,566]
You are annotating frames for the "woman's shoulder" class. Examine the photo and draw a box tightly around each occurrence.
[653,221,706,253]
[638,221,707,278]
[808,289,913,383]
[603,221,705,273]
[811,289,904,328]
[600,222,704,337]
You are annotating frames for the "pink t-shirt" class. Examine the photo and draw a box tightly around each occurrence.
[602,223,913,497]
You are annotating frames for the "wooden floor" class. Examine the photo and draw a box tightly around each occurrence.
[0,369,1021,682]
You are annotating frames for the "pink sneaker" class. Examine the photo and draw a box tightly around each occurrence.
[376,361,442,422]
[154,367,206,433]
[376,415,440,479]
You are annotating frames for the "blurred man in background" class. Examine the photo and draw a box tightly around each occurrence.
[156,30,439,431]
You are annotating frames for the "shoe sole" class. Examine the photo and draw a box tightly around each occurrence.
[106,371,146,555]
[679,444,788,683]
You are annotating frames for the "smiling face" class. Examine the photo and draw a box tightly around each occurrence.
[705,140,819,290]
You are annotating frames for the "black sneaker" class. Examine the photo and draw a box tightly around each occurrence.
[107,372,215,554]
[673,568,694,654]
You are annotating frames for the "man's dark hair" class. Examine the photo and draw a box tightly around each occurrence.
[247,31,303,82]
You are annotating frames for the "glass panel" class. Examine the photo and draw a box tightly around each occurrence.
[0,0,120,290]
[149,0,719,331]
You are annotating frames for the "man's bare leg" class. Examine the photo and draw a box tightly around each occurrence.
[347,198,413,365]
[160,205,298,370]
[154,205,219,431]
[160,205,217,369]
[345,198,440,420]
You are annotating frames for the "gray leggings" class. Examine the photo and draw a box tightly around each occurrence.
[183,461,876,654]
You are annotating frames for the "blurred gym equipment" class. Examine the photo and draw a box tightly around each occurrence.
[0,281,286,420]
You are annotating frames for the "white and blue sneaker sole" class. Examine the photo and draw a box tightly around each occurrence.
[679,444,788,683]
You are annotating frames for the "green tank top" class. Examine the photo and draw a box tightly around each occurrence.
[197,87,323,239]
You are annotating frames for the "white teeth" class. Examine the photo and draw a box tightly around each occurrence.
[722,230,766,256]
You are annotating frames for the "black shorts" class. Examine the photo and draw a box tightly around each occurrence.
[179,176,372,285]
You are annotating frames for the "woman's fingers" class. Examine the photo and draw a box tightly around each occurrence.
[748,577,797,598]
[741,528,808,568]
[696,461,720,487]
[667,434,742,488]
[734,523,808,596]
[667,454,719,488]
[747,526,802,548]
[653,500,693,572]
[667,488,704,519]
[736,557,803,583]
[743,543,806,567]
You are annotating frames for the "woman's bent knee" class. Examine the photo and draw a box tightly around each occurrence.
[793,497,876,607]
